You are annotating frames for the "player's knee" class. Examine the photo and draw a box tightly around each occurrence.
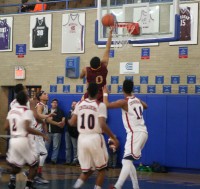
[30,161,39,169]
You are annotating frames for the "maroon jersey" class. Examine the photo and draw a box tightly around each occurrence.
[180,7,191,41]
[84,63,108,102]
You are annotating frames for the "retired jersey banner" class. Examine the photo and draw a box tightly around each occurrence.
[0,16,13,52]
[62,12,85,53]
[30,14,52,51]
[111,76,119,84]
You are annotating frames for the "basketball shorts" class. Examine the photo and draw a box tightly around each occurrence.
[78,133,108,172]
[6,137,38,167]
[34,135,47,156]
[124,131,148,160]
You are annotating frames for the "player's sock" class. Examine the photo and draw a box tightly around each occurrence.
[129,163,139,189]
[114,159,132,189]
[73,178,84,188]
[10,174,16,181]
[94,185,102,189]
[37,166,42,177]
[26,180,34,187]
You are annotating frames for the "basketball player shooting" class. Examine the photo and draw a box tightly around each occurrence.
[80,27,113,102]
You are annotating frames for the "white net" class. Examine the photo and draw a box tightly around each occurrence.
[112,22,136,50]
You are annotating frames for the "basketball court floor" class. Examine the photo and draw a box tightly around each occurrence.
[1,161,200,189]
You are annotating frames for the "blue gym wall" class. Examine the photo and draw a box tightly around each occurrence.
[48,94,200,169]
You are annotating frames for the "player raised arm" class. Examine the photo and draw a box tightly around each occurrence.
[99,116,119,149]
[80,67,86,79]
[101,27,113,67]
[103,85,128,110]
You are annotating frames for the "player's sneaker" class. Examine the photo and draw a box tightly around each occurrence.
[108,184,116,189]
[34,175,49,184]
[23,170,29,177]
[8,180,16,189]
[24,186,36,189]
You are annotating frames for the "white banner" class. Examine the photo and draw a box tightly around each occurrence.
[120,62,139,74]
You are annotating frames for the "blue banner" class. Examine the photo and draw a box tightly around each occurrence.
[163,85,172,93]
[179,85,188,94]
[147,85,156,93]
[195,85,200,94]
[50,85,57,93]
[76,85,83,93]
[179,47,188,58]
[187,75,196,84]
[140,76,148,84]
[171,75,180,84]
[134,85,140,93]
[141,48,150,59]
[125,76,133,81]
[109,50,115,58]
[117,85,123,93]
[155,76,164,84]
[111,76,119,84]
[57,76,64,84]
[63,85,70,93]
[16,44,26,55]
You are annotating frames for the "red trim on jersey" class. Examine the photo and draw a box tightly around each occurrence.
[125,112,133,154]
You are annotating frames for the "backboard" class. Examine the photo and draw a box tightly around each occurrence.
[95,0,180,45]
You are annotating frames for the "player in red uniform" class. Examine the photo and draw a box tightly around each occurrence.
[80,27,113,102]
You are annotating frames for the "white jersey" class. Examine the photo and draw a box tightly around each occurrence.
[10,99,30,109]
[62,13,84,53]
[122,96,147,133]
[73,98,107,134]
[34,102,48,132]
[7,105,34,137]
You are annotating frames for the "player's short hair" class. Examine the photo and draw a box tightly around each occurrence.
[87,82,98,98]
[14,84,24,94]
[36,90,44,101]
[51,98,58,103]
[16,91,28,106]
[90,57,101,69]
[123,79,134,94]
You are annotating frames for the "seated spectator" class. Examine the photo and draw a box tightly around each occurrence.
[20,0,35,12]
[33,0,47,12]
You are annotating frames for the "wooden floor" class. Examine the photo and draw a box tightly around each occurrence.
[1,161,200,189]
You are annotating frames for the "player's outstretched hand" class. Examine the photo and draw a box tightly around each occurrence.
[43,134,49,141]
[102,85,109,94]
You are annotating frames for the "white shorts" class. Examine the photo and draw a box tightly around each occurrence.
[124,131,148,160]
[78,134,108,172]
[7,137,38,167]
[34,135,47,156]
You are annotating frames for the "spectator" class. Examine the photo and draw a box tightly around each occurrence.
[33,0,47,12]
[65,101,79,166]
[45,99,65,164]
[108,136,118,169]
[20,0,35,13]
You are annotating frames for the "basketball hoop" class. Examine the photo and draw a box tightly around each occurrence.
[111,22,140,50]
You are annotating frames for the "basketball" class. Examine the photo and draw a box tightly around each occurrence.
[101,14,115,27]
[127,23,140,35]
